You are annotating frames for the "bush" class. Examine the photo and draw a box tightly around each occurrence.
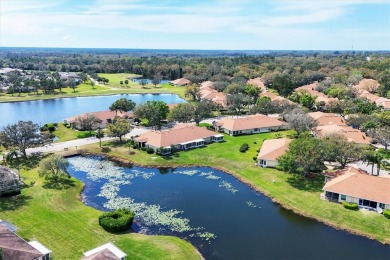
[101,146,111,153]
[47,124,56,132]
[384,209,390,219]
[99,208,134,233]
[77,132,95,138]
[40,126,48,132]
[342,201,358,210]
[239,143,249,153]
[146,147,154,154]
[252,156,257,161]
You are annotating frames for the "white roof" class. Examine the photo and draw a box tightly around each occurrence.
[28,240,52,255]
[83,242,127,258]
[213,134,224,137]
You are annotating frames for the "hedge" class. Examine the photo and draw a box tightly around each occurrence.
[342,201,358,210]
[146,147,154,154]
[384,209,390,219]
[99,208,134,233]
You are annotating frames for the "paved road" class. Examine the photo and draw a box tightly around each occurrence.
[348,161,390,176]
[26,127,149,155]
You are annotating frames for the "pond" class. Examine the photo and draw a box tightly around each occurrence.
[67,155,390,259]
[0,94,185,129]
[131,78,170,84]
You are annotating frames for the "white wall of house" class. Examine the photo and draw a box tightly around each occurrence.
[257,159,278,168]
[336,194,390,211]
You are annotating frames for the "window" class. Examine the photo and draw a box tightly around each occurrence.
[340,195,346,201]
[379,203,385,209]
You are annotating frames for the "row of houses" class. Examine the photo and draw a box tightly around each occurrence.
[0,221,127,259]
[295,82,338,105]
[199,81,228,107]
[353,79,390,111]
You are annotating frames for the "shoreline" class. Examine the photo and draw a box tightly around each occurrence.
[74,151,388,245]
[0,90,185,103]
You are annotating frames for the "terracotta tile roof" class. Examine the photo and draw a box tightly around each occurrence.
[65,110,133,123]
[381,100,390,110]
[259,92,292,103]
[215,114,286,131]
[323,167,390,204]
[0,226,44,259]
[135,124,220,147]
[247,77,267,92]
[169,78,191,86]
[295,82,338,104]
[353,79,380,94]
[308,112,347,126]
[324,167,368,179]
[257,138,291,160]
[313,125,372,145]
[199,81,227,107]
[82,248,121,260]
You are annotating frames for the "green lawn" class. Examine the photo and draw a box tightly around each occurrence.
[0,164,201,259]
[84,131,390,244]
[52,124,94,142]
[0,76,186,103]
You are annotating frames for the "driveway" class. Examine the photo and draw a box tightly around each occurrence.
[26,127,149,155]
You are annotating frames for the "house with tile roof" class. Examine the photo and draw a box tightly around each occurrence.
[213,114,288,136]
[169,78,191,86]
[257,138,291,168]
[135,124,223,154]
[295,82,338,105]
[308,112,347,127]
[64,111,134,130]
[0,224,52,260]
[199,81,227,107]
[313,124,372,145]
[323,167,390,212]
[247,77,267,93]
[82,242,126,260]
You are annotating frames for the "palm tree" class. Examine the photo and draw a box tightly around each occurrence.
[364,151,384,176]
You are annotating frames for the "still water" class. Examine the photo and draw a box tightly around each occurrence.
[0,94,184,128]
[67,155,390,260]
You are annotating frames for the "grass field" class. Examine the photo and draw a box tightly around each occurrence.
[52,123,95,142]
[0,162,201,259]
[0,75,186,103]
[82,131,390,244]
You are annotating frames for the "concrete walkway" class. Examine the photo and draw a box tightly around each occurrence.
[26,127,149,155]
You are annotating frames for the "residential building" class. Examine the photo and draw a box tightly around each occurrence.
[0,166,22,197]
[82,242,127,260]
[308,112,347,126]
[213,114,287,136]
[295,82,338,105]
[247,77,267,93]
[135,124,223,154]
[257,138,291,167]
[0,225,52,260]
[323,167,390,212]
[199,81,227,107]
[313,124,372,145]
[169,78,191,86]
[64,111,134,130]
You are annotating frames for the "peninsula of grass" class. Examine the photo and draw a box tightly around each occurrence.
[0,75,186,103]
[83,131,390,244]
[0,165,202,259]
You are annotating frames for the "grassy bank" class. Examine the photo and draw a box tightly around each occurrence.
[83,131,390,244]
[0,75,186,103]
[0,165,202,259]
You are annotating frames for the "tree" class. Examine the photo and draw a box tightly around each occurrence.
[372,127,390,150]
[227,93,248,114]
[139,79,148,88]
[96,128,105,147]
[168,103,194,123]
[245,84,261,104]
[185,84,201,101]
[193,100,216,125]
[75,114,102,134]
[106,118,132,142]
[79,72,88,83]
[266,74,295,97]
[0,121,42,158]
[39,155,70,182]
[69,78,77,93]
[91,80,96,89]
[134,101,169,129]
[152,73,162,87]
[363,150,384,176]
[277,136,326,175]
[322,134,363,168]
[120,80,124,87]
[124,79,129,87]
[109,98,136,116]
[284,108,318,136]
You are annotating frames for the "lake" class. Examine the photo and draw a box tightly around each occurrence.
[0,94,185,129]
[131,78,170,84]
[67,155,390,260]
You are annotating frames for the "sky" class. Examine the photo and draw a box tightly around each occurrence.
[0,0,389,50]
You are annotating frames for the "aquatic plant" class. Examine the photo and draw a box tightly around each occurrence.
[218,181,238,194]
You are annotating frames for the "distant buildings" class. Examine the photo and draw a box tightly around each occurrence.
[199,81,227,107]
[308,112,347,127]
[295,82,338,105]
[169,78,191,86]
[313,124,372,145]
[64,111,134,130]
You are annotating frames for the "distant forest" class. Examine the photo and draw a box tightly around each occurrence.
[0,48,389,96]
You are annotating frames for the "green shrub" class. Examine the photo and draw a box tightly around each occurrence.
[384,209,390,219]
[99,208,134,233]
[101,146,111,153]
[239,143,249,153]
[252,156,257,161]
[53,123,58,127]
[40,126,48,132]
[146,147,154,154]
[47,124,56,132]
[342,201,358,210]
[77,132,95,138]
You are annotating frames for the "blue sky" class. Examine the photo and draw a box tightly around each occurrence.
[1,0,389,50]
